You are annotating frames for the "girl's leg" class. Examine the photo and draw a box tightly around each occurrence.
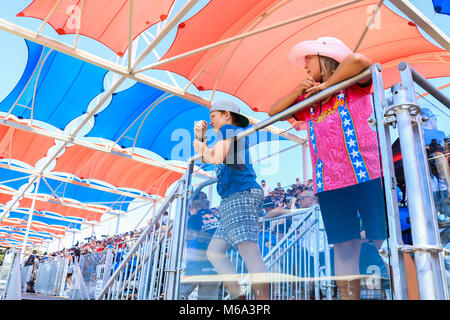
[206,238,241,298]
[237,240,270,300]
[372,239,419,300]
[333,238,361,300]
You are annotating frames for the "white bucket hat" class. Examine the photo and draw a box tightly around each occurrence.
[289,37,352,66]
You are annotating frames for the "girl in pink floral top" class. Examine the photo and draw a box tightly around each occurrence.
[269,37,387,300]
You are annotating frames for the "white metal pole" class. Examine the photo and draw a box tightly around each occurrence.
[20,177,41,259]
[302,142,309,183]
[127,0,134,73]
[370,64,409,300]
[72,231,76,247]
[395,63,448,299]
[115,213,121,235]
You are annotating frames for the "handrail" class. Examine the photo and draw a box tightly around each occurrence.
[262,208,317,265]
[96,180,182,300]
[398,62,450,109]
[187,66,373,164]
[190,178,218,202]
[260,207,315,223]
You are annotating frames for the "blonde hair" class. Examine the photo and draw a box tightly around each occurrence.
[318,55,339,82]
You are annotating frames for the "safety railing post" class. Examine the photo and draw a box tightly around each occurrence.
[3,250,22,300]
[370,64,409,300]
[96,181,181,300]
[58,258,70,297]
[394,63,448,300]
[100,249,114,297]
[322,224,333,300]
[165,161,193,299]
[313,207,320,300]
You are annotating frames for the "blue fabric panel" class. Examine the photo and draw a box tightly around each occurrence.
[38,178,133,211]
[7,210,83,230]
[87,82,286,165]
[0,40,108,130]
[433,0,450,15]
[0,167,31,190]
[13,229,53,240]
[0,40,44,112]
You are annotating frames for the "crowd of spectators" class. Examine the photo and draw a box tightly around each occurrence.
[21,178,316,267]
[22,229,146,293]
[24,179,314,263]
[24,228,145,265]
[260,178,315,212]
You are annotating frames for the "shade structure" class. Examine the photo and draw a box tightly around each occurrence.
[7,209,83,231]
[0,166,32,190]
[0,40,108,130]
[1,219,66,236]
[0,124,55,167]
[155,0,450,114]
[0,192,13,207]
[0,225,54,240]
[0,235,40,246]
[0,221,55,245]
[17,0,176,56]
[37,176,135,212]
[53,145,184,197]
[18,197,103,222]
[0,228,50,244]
[0,184,106,223]
[86,82,194,160]
[87,81,287,162]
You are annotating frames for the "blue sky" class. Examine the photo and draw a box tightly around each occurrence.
[0,0,448,249]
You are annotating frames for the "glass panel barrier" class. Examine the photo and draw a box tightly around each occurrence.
[20,65,448,301]
[178,176,391,300]
[0,250,16,298]
[70,249,111,299]
[20,265,33,293]
[98,194,177,300]
[34,258,69,296]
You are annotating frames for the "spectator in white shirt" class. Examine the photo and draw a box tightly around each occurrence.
[261,180,271,198]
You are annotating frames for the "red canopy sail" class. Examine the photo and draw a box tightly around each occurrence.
[53,145,184,197]
[18,0,176,56]
[156,0,449,113]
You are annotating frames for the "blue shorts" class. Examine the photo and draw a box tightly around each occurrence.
[317,178,388,244]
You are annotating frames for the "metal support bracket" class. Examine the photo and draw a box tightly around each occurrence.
[385,84,421,118]
[397,245,444,254]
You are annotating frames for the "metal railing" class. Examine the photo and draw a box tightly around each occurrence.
[96,180,183,300]
[69,249,113,299]
[0,250,19,299]
[3,62,449,300]
[371,63,449,300]
[33,257,69,297]
[210,207,332,300]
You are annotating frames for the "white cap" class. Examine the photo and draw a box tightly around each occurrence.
[210,99,249,127]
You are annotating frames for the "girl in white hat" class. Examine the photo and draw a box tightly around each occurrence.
[269,37,386,300]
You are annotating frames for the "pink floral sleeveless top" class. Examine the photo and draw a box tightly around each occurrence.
[292,84,381,194]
